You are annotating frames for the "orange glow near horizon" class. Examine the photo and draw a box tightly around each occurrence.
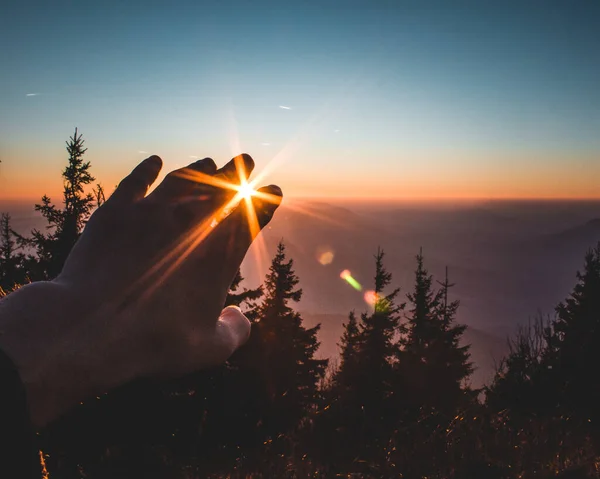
[2,146,600,203]
[4,169,600,203]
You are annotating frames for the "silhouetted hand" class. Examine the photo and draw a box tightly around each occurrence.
[0,154,282,426]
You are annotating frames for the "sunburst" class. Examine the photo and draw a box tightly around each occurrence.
[133,158,281,300]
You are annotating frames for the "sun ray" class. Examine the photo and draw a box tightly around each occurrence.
[170,170,237,191]
[133,164,275,300]
[137,201,235,300]
[117,79,364,307]
[277,200,355,229]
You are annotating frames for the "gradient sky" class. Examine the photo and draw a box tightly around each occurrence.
[1,0,599,200]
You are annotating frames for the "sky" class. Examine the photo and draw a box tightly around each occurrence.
[1,0,599,200]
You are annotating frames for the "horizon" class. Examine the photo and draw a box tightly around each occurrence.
[3,195,600,208]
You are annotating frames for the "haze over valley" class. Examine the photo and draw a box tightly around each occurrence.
[4,197,599,387]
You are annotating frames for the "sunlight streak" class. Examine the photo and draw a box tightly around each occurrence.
[126,81,359,303]
[133,160,283,301]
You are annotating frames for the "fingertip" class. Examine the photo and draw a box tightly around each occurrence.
[145,155,163,170]
[218,154,255,183]
[258,184,283,200]
[255,185,283,221]
[140,155,163,187]
[109,155,163,204]
[238,153,255,173]
[190,157,217,174]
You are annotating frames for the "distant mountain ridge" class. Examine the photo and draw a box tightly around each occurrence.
[550,218,600,244]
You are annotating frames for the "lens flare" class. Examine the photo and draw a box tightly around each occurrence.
[340,269,362,291]
[364,290,378,306]
[318,251,334,265]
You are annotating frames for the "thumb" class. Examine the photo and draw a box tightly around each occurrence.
[216,305,251,355]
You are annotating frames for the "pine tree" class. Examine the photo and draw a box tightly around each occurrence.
[431,267,473,408]
[254,241,328,438]
[358,248,403,402]
[27,128,96,279]
[0,213,25,290]
[335,311,361,387]
[356,248,404,461]
[316,248,403,472]
[547,243,600,428]
[405,248,440,356]
[385,252,473,476]
[402,250,472,414]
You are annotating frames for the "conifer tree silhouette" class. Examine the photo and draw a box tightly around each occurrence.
[253,241,327,439]
[0,213,26,290]
[26,128,96,279]
[402,250,472,414]
[548,243,600,430]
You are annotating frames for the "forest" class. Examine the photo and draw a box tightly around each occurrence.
[1,130,600,479]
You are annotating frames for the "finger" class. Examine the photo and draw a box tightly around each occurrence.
[108,155,163,204]
[209,184,283,283]
[215,305,251,354]
[148,157,217,201]
[214,153,255,185]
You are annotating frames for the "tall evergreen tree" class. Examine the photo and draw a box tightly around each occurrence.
[404,248,440,355]
[357,248,403,406]
[402,250,472,414]
[355,248,404,464]
[388,252,472,477]
[316,248,404,472]
[0,213,25,290]
[431,267,473,406]
[546,243,600,429]
[27,128,96,279]
[335,311,361,388]
[254,241,328,437]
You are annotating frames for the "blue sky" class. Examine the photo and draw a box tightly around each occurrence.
[1,0,599,199]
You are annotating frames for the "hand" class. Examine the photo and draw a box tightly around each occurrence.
[0,154,282,426]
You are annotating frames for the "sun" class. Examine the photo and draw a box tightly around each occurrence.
[237,180,257,200]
